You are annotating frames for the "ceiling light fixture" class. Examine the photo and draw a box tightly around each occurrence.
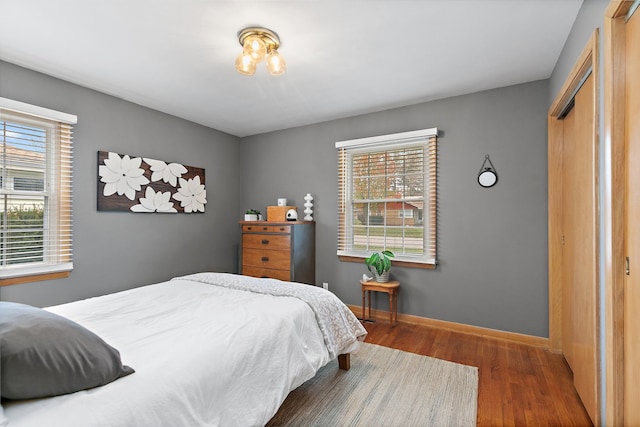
[235,27,286,76]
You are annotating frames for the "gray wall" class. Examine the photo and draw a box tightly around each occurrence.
[240,80,550,337]
[0,60,241,306]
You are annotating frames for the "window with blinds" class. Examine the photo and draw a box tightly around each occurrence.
[336,128,438,267]
[0,98,75,284]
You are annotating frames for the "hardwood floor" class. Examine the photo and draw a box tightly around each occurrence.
[362,321,593,426]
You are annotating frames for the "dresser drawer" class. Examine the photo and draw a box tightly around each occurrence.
[242,266,291,281]
[243,224,291,234]
[242,248,291,270]
[242,234,291,250]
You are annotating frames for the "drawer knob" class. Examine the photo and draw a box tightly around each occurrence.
[261,257,269,262]
[280,227,285,231]
[261,239,269,245]
[263,227,268,231]
[247,227,252,230]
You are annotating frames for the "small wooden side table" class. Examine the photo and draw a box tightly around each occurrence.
[360,279,400,327]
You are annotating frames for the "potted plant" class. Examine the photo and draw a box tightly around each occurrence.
[244,209,261,221]
[365,250,395,283]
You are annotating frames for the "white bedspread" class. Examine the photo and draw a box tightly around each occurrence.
[176,272,366,358]
[4,275,362,426]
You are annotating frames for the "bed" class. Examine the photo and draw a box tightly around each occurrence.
[0,272,367,426]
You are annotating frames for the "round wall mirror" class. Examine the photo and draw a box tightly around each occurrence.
[478,169,498,188]
[477,155,498,188]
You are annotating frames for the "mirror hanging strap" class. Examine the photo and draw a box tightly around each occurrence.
[478,154,497,175]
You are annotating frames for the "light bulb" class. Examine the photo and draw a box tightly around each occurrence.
[265,50,286,75]
[235,53,256,76]
[243,35,267,62]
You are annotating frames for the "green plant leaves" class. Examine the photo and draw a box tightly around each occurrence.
[364,250,395,275]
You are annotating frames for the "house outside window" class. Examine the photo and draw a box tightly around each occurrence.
[336,128,438,267]
[13,176,45,192]
[0,97,75,285]
[397,208,415,219]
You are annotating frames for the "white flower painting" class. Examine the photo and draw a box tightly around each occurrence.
[97,151,206,214]
[130,187,177,213]
[173,175,207,213]
[99,152,150,201]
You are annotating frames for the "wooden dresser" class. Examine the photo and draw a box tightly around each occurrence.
[240,221,315,284]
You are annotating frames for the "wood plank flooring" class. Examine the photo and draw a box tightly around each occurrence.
[362,321,593,426]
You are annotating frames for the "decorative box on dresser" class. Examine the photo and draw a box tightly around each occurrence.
[240,221,315,285]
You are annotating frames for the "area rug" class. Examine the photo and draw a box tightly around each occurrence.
[267,342,478,426]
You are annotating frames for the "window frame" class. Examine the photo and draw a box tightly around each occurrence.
[336,128,438,269]
[0,97,76,286]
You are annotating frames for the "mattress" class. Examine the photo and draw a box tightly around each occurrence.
[3,273,365,426]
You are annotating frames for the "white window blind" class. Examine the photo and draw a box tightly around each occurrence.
[0,98,75,280]
[336,128,438,266]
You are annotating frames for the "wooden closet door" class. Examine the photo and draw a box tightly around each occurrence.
[561,72,599,424]
[625,6,640,425]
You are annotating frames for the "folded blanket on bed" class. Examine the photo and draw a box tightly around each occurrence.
[174,272,367,358]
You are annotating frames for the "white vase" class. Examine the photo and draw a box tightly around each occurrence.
[375,271,390,283]
[303,193,314,221]
[244,214,258,221]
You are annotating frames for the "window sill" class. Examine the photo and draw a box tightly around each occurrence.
[338,255,437,270]
[0,262,73,286]
[0,270,70,287]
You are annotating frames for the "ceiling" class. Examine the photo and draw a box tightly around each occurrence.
[0,1,583,137]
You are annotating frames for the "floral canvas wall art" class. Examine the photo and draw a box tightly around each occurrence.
[97,151,206,213]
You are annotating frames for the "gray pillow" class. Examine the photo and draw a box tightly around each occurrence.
[0,301,134,400]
